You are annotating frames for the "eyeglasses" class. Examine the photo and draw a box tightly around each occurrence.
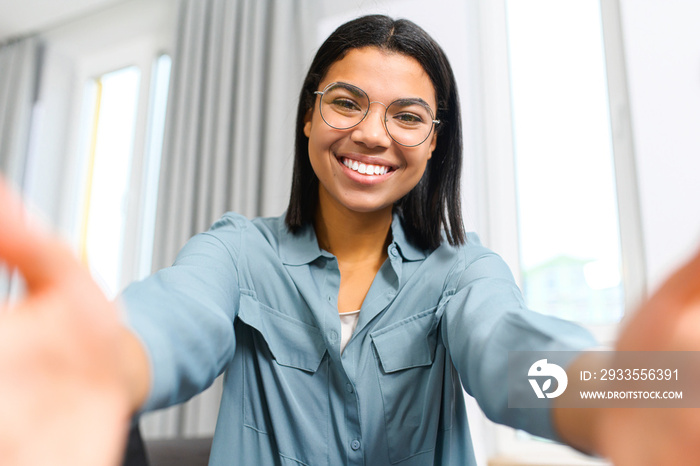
[314,82,440,147]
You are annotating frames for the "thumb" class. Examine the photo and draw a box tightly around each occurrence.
[0,178,82,293]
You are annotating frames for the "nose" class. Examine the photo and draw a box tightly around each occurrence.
[350,101,392,148]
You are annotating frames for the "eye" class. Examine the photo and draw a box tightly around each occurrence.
[387,100,433,130]
[392,112,425,127]
[330,97,363,113]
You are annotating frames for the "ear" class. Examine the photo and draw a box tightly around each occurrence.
[427,132,437,159]
[303,109,313,137]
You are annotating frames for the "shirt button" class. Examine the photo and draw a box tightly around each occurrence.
[345,383,354,394]
[351,439,361,451]
[329,330,338,342]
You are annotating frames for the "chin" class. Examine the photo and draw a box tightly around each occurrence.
[350,205,396,216]
[337,196,393,214]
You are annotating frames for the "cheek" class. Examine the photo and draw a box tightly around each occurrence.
[307,127,324,161]
[394,151,431,196]
[407,148,432,174]
[307,123,341,160]
[306,127,335,179]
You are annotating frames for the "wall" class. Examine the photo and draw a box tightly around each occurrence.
[0,0,128,41]
[619,0,700,291]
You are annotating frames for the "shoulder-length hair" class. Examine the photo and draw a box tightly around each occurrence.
[285,14,465,250]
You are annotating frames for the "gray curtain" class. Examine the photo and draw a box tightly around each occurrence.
[0,35,42,303]
[142,0,319,438]
[0,35,41,188]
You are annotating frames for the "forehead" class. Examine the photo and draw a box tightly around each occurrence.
[320,47,437,108]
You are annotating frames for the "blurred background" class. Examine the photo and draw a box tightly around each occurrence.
[1,0,698,464]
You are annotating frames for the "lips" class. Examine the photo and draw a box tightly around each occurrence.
[340,157,393,176]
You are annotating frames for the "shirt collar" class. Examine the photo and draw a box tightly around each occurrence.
[278,218,327,266]
[389,214,428,262]
[278,212,428,266]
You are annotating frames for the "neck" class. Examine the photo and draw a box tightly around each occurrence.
[314,191,392,264]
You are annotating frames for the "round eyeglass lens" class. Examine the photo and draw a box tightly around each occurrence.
[385,100,434,147]
[318,83,370,130]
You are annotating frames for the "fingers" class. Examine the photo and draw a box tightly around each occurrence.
[668,247,700,302]
[0,178,82,293]
[617,247,700,351]
[644,247,700,316]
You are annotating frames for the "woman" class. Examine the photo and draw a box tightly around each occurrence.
[1,14,700,466]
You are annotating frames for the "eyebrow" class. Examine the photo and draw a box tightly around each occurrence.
[392,97,433,109]
[333,82,367,99]
[335,82,434,110]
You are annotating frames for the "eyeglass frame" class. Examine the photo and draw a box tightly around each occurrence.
[313,81,441,147]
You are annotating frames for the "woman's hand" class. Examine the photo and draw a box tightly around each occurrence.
[594,248,700,465]
[0,180,140,465]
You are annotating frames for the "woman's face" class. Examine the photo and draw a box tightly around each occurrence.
[304,47,438,215]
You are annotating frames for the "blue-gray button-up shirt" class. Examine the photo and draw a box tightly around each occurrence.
[121,213,596,465]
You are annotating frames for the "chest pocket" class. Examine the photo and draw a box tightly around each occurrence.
[238,293,328,465]
[371,308,447,464]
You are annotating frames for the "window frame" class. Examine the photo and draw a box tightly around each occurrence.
[67,39,170,296]
[476,0,645,344]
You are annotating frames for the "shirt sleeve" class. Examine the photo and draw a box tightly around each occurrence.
[441,233,598,441]
[119,213,245,413]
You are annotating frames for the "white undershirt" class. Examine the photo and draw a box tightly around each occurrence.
[339,310,360,354]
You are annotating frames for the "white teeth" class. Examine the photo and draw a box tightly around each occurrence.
[342,158,390,176]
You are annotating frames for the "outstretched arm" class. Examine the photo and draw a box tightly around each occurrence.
[554,247,700,464]
[0,179,150,465]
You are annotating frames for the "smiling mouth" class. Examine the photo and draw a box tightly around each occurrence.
[341,157,392,176]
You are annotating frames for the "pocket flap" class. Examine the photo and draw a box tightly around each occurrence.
[370,308,437,373]
[238,294,326,373]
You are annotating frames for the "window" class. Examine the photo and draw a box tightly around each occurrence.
[505,0,624,325]
[79,66,141,297]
